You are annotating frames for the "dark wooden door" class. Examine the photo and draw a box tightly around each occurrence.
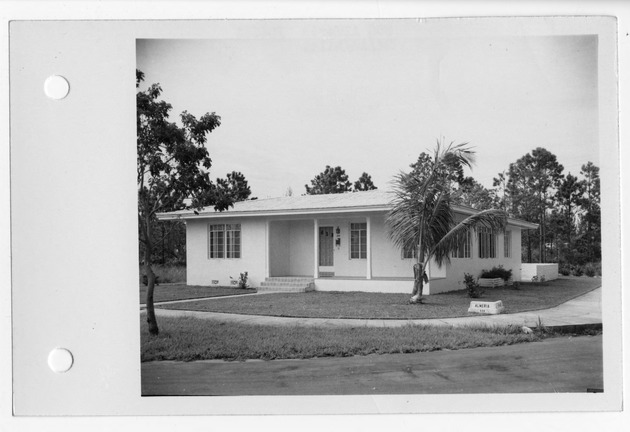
[319,227,334,266]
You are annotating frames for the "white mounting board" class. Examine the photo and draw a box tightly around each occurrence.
[1,5,627,431]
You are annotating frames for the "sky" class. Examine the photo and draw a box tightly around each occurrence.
[136,25,599,199]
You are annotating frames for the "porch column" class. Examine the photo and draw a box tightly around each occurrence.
[265,219,270,278]
[313,218,319,278]
[366,216,372,280]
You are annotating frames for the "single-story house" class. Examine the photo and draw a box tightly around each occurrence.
[157,190,538,294]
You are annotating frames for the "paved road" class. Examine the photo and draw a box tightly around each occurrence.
[142,335,603,396]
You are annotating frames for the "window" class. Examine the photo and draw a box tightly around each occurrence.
[226,224,241,258]
[504,230,512,258]
[208,223,241,259]
[402,244,417,259]
[350,222,367,259]
[453,230,471,258]
[478,227,496,259]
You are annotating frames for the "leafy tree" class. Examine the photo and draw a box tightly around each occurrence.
[451,177,496,210]
[211,171,252,205]
[140,170,251,269]
[556,173,585,262]
[505,148,564,263]
[546,209,564,263]
[305,165,352,194]
[137,69,230,335]
[353,172,378,191]
[577,162,601,262]
[409,149,473,191]
[139,219,187,265]
[492,171,509,212]
[386,142,507,304]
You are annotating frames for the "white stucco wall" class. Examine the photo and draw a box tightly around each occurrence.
[269,221,290,276]
[370,214,416,278]
[521,263,558,281]
[287,220,314,276]
[186,218,267,287]
[316,216,369,277]
[428,225,523,294]
[315,278,413,293]
[185,213,526,294]
[269,219,314,277]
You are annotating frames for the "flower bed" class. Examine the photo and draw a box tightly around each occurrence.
[478,277,504,288]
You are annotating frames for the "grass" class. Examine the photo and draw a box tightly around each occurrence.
[141,315,545,362]
[139,284,256,304]
[158,276,600,319]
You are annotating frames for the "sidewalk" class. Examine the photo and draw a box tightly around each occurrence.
[149,287,602,330]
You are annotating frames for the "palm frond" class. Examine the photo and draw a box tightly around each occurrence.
[438,140,476,170]
[386,139,488,274]
[431,209,508,265]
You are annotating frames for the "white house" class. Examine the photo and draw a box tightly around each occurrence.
[157,190,538,294]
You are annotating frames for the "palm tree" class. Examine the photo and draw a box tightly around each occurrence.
[386,141,508,303]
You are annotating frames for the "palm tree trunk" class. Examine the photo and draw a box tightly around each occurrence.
[412,264,423,296]
[411,259,425,303]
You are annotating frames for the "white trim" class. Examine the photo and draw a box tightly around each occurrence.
[366,216,372,280]
[504,230,512,258]
[159,203,538,230]
[157,205,391,220]
[349,221,368,260]
[313,218,319,278]
[265,220,270,279]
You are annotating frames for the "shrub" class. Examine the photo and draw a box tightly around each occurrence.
[584,263,596,277]
[479,265,513,282]
[577,262,601,277]
[559,265,571,276]
[464,273,484,298]
[231,272,250,289]
[531,275,546,285]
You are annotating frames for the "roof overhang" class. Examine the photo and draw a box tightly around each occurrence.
[157,203,539,230]
[506,218,539,230]
[156,204,392,221]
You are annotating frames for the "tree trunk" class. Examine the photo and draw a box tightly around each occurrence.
[539,209,546,263]
[144,216,159,335]
[410,263,425,303]
[161,224,166,265]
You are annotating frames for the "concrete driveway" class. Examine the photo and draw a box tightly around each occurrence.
[142,334,603,396]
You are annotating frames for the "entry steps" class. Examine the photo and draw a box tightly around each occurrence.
[259,277,315,293]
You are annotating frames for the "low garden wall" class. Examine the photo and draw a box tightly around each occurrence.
[520,263,558,282]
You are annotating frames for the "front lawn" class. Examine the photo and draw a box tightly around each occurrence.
[140,284,256,304]
[141,316,543,362]
[158,276,600,319]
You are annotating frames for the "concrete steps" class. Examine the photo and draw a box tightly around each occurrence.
[259,277,315,293]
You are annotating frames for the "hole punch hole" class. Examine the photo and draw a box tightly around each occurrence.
[44,75,70,100]
[48,348,73,373]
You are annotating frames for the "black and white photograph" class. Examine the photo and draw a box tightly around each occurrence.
[3,5,626,429]
[137,19,610,397]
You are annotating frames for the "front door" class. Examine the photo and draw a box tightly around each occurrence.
[318,226,334,267]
